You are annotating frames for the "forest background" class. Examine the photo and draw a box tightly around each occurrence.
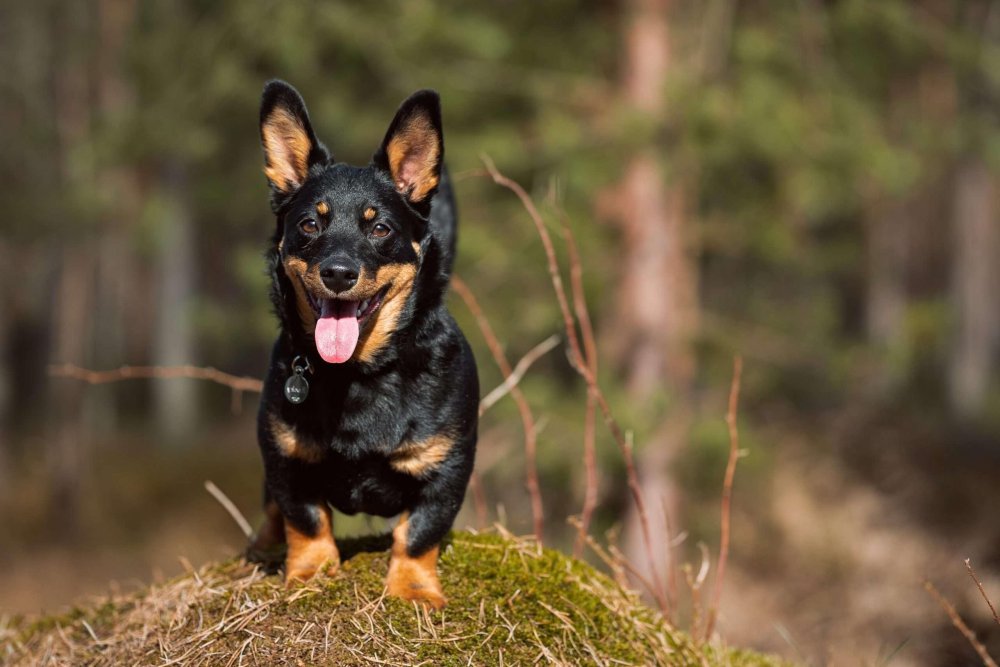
[2,1,1000,664]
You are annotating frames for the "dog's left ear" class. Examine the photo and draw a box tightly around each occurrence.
[373,90,443,209]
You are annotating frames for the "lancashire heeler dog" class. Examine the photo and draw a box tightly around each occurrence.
[248,80,478,609]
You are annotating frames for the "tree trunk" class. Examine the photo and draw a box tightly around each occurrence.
[49,246,96,539]
[89,0,139,439]
[152,162,198,443]
[865,197,910,390]
[610,0,699,595]
[0,241,10,490]
[46,0,96,539]
[948,160,999,418]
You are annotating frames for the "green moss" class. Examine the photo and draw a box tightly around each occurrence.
[3,531,790,666]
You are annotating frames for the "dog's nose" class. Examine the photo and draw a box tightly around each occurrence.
[320,262,359,293]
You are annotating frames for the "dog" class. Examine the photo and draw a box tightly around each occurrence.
[246,80,478,609]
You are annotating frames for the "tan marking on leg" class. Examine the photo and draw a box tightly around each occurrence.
[386,513,445,609]
[285,504,339,584]
[363,206,377,221]
[355,263,417,363]
[248,499,285,557]
[316,201,329,216]
[269,415,325,463]
[389,434,454,477]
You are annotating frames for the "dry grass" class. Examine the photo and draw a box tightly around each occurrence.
[1,531,786,667]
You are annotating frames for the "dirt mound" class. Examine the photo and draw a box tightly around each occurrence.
[1,531,787,666]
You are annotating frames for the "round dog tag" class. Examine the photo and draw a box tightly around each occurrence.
[284,355,312,404]
[284,373,309,404]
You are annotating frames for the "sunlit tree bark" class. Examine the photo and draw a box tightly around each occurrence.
[948,159,999,418]
[609,0,699,591]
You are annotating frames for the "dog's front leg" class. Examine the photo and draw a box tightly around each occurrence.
[281,501,340,585]
[386,509,448,609]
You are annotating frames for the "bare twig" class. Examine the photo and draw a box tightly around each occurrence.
[49,362,263,392]
[468,471,489,530]
[204,481,252,538]
[704,356,743,641]
[481,155,669,616]
[662,495,679,614]
[966,558,1000,627]
[925,579,999,667]
[49,363,262,413]
[479,335,560,415]
[452,275,545,544]
[480,156,583,367]
[560,213,601,560]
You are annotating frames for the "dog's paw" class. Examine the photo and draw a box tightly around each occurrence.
[284,558,339,586]
[389,580,447,610]
[284,544,340,586]
[386,554,446,609]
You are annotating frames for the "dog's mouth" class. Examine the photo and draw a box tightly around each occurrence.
[307,287,388,364]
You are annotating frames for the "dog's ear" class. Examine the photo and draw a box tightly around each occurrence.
[373,90,443,209]
[260,80,328,203]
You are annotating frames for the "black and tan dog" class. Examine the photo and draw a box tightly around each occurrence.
[247,80,478,609]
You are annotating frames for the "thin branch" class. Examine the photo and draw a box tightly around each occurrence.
[925,579,999,667]
[481,155,584,369]
[662,495,680,614]
[451,275,545,544]
[468,471,489,530]
[966,558,1000,627]
[49,363,262,414]
[204,480,252,538]
[560,212,601,560]
[481,155,669,616]
[704,355,743,641]
[49,363,263,392]
[479,335,560,415]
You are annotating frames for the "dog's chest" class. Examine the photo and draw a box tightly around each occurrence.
[309,369,430,459]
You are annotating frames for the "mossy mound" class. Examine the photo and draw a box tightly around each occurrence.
[1,531,788,666]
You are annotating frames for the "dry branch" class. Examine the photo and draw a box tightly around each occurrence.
[481,155,669,616]
[204,480,252,538]
[966,558,1000,628]
[478,335,560,414]
[925,579,998,667]
[451,275,546,544]
[560,212,601,560]
[467,472,489,529]
[49,363,262,412]
[704,355,743,641]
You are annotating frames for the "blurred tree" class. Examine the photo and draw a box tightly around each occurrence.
[947,1,1000,418]
[1,0,999,568]
[606,0,699,590]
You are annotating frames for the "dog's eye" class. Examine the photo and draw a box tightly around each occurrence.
[299,219,318,235]
[371,223,392,239]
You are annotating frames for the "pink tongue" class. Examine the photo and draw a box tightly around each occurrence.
[314,300,360,363]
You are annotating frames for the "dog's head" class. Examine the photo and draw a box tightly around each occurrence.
[259,81,444,365]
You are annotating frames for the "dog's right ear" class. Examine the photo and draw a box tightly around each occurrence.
[260,80,328,207]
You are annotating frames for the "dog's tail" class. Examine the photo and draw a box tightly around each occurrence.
[429,164,457,278]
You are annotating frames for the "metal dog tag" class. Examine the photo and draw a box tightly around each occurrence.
[284,355,311,404]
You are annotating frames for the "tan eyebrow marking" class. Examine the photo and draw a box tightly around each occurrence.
[363,206,377,221]
[316,201,330,216]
